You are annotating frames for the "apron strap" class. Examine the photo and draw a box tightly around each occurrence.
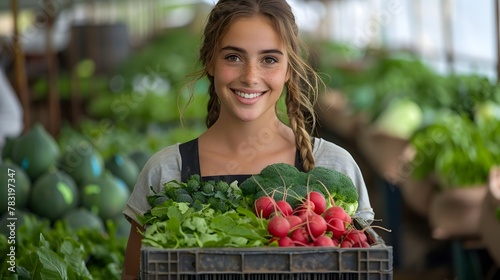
[179,137,305,182]
[179,138,199,182]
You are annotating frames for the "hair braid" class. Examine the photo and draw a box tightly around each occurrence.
[286,79,316,172]
[205,81,220,128]
[284,39,323,172]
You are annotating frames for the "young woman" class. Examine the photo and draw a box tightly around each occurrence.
[122,0,374,278]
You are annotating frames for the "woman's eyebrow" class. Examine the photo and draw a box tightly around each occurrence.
[220,45,284,55]
[260,49,284,55]
[220,45,246,53]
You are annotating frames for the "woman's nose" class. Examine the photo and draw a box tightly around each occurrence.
[240,63,259,84]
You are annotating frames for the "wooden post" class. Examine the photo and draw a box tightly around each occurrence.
[11,0,31,131]
[67,0,82,125]
[44,0,61,136]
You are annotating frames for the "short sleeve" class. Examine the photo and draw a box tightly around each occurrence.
[123,144,183,226]
[312,138,375,223]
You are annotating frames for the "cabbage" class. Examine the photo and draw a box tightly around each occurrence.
[475,101,500,126]
[372,98,423,139]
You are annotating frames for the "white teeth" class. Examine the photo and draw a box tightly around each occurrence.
[235,90,262,99]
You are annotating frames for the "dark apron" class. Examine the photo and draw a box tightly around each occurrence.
[179,138,303,183]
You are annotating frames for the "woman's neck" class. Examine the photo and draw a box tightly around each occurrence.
[198,116,296,176]
[204,116,293,151]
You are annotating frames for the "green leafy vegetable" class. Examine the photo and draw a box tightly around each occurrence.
[410,112,500,189]
[139,200,268,249]
[239,163,359,216]
[149,175,245,214]
[0,216,126,279]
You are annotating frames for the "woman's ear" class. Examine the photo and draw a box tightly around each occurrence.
[207,63,215,76]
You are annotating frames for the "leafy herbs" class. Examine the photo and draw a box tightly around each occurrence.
[138,200,268,249]
[146,175,246,213]
[410,112,500,189]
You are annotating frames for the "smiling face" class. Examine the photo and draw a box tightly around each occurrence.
[208,16,290,124]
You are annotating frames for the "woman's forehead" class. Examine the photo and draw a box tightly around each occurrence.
[219,16,285,53]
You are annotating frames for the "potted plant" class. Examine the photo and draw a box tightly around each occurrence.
[407,111,499,240]
[478,166,500,266]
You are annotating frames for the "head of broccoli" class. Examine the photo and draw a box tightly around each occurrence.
[307,166,359,216]
[239,163,307,196]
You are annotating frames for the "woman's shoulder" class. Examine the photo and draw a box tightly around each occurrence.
[312,137,360,173]
[312,137,354,160]
[139,143,183,178]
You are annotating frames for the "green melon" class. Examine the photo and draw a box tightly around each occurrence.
[80,171,130,220]
[0,160,31,215]
[62,208,105,232]
[1,136,18,161]
[59,143,105,185]
[12,123,60,180]
[128,149,151,171]
[105,153,140,192]
[28,169,79,221]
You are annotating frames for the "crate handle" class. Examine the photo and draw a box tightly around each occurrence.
[354,217,387,247]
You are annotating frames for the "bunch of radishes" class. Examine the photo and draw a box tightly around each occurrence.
[254,191,370,248]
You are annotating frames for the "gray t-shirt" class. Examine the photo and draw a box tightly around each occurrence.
[123,137,374,225]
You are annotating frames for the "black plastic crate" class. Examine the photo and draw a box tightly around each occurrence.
[140,245,392,280]
[140,218,392,280]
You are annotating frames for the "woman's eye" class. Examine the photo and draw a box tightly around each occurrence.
[264,57,278,64]
[225,55,240,62]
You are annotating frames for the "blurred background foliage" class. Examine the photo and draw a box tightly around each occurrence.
[1,0,499,279]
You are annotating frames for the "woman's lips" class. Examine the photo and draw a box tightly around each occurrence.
[234,90,265,99]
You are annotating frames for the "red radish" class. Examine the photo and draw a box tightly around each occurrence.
[325,216,345,231]
[331,237,340,247]
[275,200,293,216]
[285,215,303,230]
[254,196,275,219]
[290,228,309,245]
[352,240,370,248]
[340,240,353,248]
[295,199,315,216]
[305,214,327,238]
[333,229,347,241]
[278,236,295,247]
[297,212,309,223]
[267,216,290,238]
[323,206,351,224]
[326,218,346,240]
[344,229,367,244]
[314,235,336,247]
[306,191,327,215]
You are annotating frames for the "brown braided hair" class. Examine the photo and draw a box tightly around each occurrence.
[189,0,323,171]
